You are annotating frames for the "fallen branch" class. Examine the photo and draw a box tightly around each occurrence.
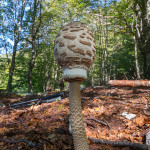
[84,120,96,128]
[40,137,55,145]
[108,80,150,87]
[7,92,64,108]
[87,117,111,128]
[0,139,35,147]
[89,137,148,150]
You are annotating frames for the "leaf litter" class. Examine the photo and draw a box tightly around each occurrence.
[0,86,150,150]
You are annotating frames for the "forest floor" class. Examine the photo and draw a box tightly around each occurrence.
[0,86,150,150]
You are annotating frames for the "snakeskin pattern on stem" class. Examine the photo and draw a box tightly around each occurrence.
[69,82,89,150]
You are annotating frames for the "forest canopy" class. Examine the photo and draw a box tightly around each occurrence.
[0,0,150,94]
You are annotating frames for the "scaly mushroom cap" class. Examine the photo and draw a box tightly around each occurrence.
[54,21,96,82]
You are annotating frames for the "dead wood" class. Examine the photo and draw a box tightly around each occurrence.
[89,137,148,150]
[108,80,150,87]
[87,117,111,128]
[84,120,96,128]
[0,139,35,147]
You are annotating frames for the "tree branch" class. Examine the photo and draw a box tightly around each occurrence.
[0,139,35,147]
[89,137,148,150]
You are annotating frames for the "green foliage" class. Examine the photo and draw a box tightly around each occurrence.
[111,36,135,79]
[0,0,149,94]
[0,56,9,89]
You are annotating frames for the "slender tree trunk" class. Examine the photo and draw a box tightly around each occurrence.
[104,21,109,83]
[27,0,42,93]
[27,0,36,94]
[7,43,17,92]
[27,43,36,93]
[147,0,150,24]
[96,14,102,85]
[101,15,105,84]
[43,67,51,94]
[143,53,148,79]
[46,75,51,91]
[6,0,26,92]
[103,0,109,84]
[134,36,141,79]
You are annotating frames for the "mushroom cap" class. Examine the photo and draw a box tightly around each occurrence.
[54,21,96,82]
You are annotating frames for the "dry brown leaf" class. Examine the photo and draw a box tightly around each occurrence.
[133,117,145,127]
[0,142,4,146]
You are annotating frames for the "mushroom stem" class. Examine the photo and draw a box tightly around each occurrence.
[69,81,89,150]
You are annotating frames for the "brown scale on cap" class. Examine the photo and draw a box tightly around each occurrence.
[59,42,65,47]
[67,45,76,49]
[92,48,96,52]
[81,24,87,28]
[60,52,67,58]
[70,29,82,32]
[66,57,80,62]
[63,35,76,40]
[86,36,92,41]
[82,58,92,63]
[86,50,92,56]
[68,46,85,55]
[62,27,69,31]
[80,35,85,38]
[70,26,76,28]
[87,30,93,37]
[79,40,91,46]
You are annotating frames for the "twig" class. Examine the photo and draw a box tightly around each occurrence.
[89,137,148,150]
[84,120,96,128]
[87,117,110,128]
[18,118,27,129]
[40,137,55,145]
[0,139,35,147]
[103,119,111,129]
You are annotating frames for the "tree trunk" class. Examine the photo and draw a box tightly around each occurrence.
[133,1,150,79]
[7,43,17,92]
[147,0,150,24]
[143,53,148,79]
[27,0,42,93]
[27,43,36,94]
[134,36,141,79]
[6,0,26,92]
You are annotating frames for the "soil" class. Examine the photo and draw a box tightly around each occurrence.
[0,86,150,150]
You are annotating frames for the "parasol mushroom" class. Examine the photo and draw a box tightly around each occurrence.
[54,21,96,150]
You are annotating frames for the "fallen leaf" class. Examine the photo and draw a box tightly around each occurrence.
[133,117,145,127]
